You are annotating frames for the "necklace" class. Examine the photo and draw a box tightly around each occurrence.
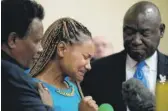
[56,80,75,97]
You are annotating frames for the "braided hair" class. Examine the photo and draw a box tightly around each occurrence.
[30,17,92,77]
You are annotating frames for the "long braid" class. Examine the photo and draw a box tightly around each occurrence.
[30,20,62,76]
[30,17,92,77]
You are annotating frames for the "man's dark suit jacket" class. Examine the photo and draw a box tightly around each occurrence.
[1,51,54,111]
[81,50,168,111]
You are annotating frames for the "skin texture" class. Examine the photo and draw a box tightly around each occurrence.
[2,18,44,68]
[35,33,97,111]
[123,1,165,62]
[58,38,95,82]
[32,18,97,111]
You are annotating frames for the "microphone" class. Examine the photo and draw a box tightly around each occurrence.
[99,103,114,111]
[122,78,155,111]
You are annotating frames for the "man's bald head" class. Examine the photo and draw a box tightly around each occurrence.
[123,1,165,62]
[124,1,161,26]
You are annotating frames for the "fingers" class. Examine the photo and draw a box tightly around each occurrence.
[83,96,92,102]
[36,82,53,107]
[37,82,49,93]
[37,82,43,92]
[88,100,98,110]
[83,96,98,110]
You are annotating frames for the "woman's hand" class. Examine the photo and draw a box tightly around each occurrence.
[79,96,98,111]
[37,82,53,107]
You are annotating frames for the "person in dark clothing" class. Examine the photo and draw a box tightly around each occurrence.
[81,1,168,111]
[1,0,53,110]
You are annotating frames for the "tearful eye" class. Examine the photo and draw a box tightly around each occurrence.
[83,54,92,60]
[83,55,88,59]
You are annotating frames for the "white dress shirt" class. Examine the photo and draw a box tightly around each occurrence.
[126,51,158,111]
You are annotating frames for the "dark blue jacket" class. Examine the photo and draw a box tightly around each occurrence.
[1,50,54,111]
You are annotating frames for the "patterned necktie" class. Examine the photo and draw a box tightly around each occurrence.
[133,61,148,88]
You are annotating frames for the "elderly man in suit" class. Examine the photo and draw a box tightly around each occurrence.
[81,1,168,111]
[1,0,53,110]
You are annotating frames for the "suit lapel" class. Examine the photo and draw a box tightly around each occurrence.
[117,50,127,111]
[121,50,127,82]
[157,51,168,81]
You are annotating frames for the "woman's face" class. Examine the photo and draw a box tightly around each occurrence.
[59,36,95,82]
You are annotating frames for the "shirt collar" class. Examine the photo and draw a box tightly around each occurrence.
[126,54,137,68]
[145,51,157,70]
[126,51,157,70]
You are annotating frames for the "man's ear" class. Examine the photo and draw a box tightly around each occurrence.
[160,23,165,38]
[56,41,67,58]
[7,32,18,49]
